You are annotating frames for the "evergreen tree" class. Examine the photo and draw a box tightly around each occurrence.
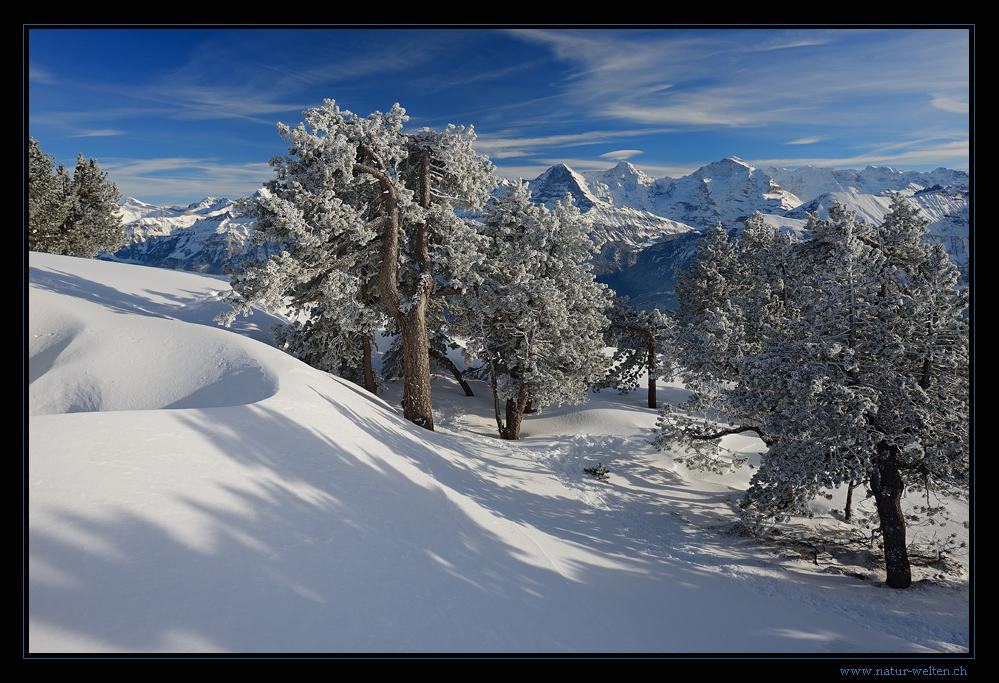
[671,223,751,399]
[27,139,126,258]
[455,183,610,439]
[218,100,494,429]
[28,138,68,248]
[654,200,969,588]
[597,296,674,409]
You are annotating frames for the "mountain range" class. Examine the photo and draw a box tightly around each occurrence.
[100,157,970,312]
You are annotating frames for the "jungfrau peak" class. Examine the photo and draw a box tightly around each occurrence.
[648,156,801,226]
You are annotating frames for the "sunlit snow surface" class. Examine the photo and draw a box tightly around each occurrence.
[27,252,970,655]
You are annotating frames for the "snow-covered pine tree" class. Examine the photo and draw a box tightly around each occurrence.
[217,100,495,429]
[28,138,69,251]
[730,212,803,355]
[456,183,611,439]
[654,199,969,588]
[27,141,126,259]
[670,223,750,411]
[671,215,802,395]
[596,296,674,409]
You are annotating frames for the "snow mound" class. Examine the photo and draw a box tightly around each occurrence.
[28,254,281,414]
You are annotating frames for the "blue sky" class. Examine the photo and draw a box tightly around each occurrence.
[26,27,971,207]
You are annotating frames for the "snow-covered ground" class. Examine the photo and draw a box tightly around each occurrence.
[27,252,971,657]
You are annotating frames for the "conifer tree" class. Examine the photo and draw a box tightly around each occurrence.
[28,138,68,247]
[218,100,494,430]
[455,183,610,439]
[27,139,126,258]
[597,296,674,409]
[654,199,969,588]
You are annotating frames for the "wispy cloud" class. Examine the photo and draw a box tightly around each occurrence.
[754,139,970,171]
[930,92,970,114]
[101,157,273,204]
[507,28,969,131]
[475,127,672,159]
[600,150,644,160]
[28,61,57,85]
[70,129,126,138]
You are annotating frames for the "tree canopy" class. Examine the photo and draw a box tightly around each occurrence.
[655,198,969,588]
[218,100,495,430]
[453,182,611,439]
[27,138,126,259]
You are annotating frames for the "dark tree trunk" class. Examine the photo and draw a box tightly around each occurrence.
[363,156,435,431]
[430,348,474,397]
[871,442,911,588]
[647,334,658,409]
[844,479,856,523]
[500,381,531,440]
[360,275,377,395]
[361,332,377,395]
[399,308,434,430]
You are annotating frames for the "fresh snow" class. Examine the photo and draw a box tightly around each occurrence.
[27,252,970,655]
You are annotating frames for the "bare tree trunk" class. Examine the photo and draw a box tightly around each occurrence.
[647,334,658,409]
[844,479,856,523]
[871,442,911,588]
[360,275,377,395]
[363,157,435,431]
[399,309,434,430]
[501,380,531,440]
[361,332,377,395]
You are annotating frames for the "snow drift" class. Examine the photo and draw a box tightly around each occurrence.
[27,252,969,655]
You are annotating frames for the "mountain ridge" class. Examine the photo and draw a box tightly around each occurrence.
[99,157,970,309]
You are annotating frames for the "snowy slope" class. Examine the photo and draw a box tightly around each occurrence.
[27,252,970,655]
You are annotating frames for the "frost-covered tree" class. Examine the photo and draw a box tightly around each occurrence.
[729,212,803,354]
[455,183,610,439]
[596,296,674,409]
[671,222,750,395]
[672,214,801,389]
[28,138,68,247]
[667,215,803,428]
[654,199,969,588]
[218,100,495,430]
[27,140,126,258]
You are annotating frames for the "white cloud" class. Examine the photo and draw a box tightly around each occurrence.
[599,150,643,160]
[930,93,970,114]
[507,28,970,134]
[102,157,274,205]
[70,130,126,138]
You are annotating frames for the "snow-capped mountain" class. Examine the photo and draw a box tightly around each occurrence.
[526,157,968,302]
[527,161,696,273]
[102,194,283,274]
[762,164,970,211]
[100,158,969,309]
[647,157,800,226]
[528,163,603,210]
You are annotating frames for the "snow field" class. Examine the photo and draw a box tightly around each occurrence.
[27,252,970,654]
